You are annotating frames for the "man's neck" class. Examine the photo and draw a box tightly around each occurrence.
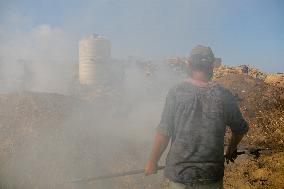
[185,76,210,87]
[193,72,210,82]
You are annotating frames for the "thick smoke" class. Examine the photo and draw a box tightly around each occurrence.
[0,24,76,94]
[0,5,190,189]
[0,22,184,189]
[0,63,182,189]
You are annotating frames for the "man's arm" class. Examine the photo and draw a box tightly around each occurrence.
[223,90,249,163]
[144,132,170,175]
[145,88,175,175]
[225,133,246,163]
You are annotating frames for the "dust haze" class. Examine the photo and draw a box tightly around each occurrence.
[1,1,284,189]
[0,11,184,188]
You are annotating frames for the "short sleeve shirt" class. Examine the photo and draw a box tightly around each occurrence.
[157,81,248,184]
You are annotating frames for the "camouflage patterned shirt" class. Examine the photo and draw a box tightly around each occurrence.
[157,80,249,184]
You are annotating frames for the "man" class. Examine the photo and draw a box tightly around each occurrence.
[240,65,249,75]
[144,45,249,189]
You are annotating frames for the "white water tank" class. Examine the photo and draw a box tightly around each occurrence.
[79,34,111,85]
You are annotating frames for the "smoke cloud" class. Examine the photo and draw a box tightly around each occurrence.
[0,20,77,93]
[0,11,185,189]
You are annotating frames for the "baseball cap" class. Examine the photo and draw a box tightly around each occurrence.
[188,45,221,67]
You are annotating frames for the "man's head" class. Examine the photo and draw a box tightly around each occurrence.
[187,45,220,81]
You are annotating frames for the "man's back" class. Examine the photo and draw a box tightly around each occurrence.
[144,45,249,189]
[157,81,248,184]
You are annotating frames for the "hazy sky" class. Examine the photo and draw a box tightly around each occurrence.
[0,0,283,72]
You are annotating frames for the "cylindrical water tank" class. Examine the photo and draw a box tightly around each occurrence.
[79,34,111,85]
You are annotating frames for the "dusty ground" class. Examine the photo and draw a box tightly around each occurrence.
[215,73,284,189]
[0,67,283,189]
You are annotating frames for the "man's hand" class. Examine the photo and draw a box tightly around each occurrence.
[225,133,246,164]
[225,148,238,164]
[144,161,158,176]
[144,132,170,176]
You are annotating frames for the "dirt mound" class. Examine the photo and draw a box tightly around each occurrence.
[214,65,267,80]
[0,91,162,189]
[0,92,87,187]
[213,73,284,189]
[265,73,284,88]
[214,73,284,150]
[0,92,81,122]
[215,65,284,89]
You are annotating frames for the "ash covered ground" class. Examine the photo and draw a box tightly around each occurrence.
[0,65,283,189]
